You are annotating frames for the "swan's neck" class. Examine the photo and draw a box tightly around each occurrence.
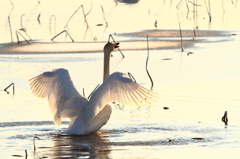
[103,50,111,82]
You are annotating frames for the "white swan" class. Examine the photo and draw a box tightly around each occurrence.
[29,42,158,135]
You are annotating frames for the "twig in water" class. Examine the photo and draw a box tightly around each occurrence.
[222,111,228,126]
[208,0,211,22]
[186,1,201,6]
[195,0,199,29]
[16,31,30,44]
[222,0,225,22]
[154,20,157,28]
[65,5,89,30]
[6,0,14,36]
[25,150,28,159]
[8,16,13,42]
[176,0,184,9]
[88,84,100,100]
[177,0,201,9]
[178,22,184,51]
[101,5,108,27]
[146,35,154,90]
[128,72,137,83]
[6,0,14,23]
[4,82,15,94]
[19,14,32,40]
[108,34,125,58]
[83,88,85,97]
[193,27,196,40]
[204,0,212,22]
[86,0,92,16]
[20,14,26,31]
[9,0,14,12]
[83,26,89,40]
[37,13,41,25]
[33,136,40,151]
[186,2,190,18]
[192,0,198,39]
[51,30,74,42]
[49,15,56,36]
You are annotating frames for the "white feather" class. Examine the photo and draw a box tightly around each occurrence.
[29,68,88,126]
[29,70,158,135]
[84,72,158,125]
[29,43,158,135]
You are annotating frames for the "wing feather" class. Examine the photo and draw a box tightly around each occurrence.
[85,72,159,123]
[29,68,88,125]
[124,84,143,107]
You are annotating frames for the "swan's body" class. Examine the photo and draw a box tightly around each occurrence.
[29,42,157,135]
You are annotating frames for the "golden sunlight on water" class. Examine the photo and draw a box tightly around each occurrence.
[0,0,239,43]
[1,38,240,158]
[0,0,240,158]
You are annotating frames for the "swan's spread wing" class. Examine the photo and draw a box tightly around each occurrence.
[85,72,158,123]
[29,68,88,125]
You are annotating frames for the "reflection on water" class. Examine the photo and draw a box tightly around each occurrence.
[34,132,111,159]
[0,0,240,158]
[1,32,240,158]
[0,0,239,43]
[1,117,240,158]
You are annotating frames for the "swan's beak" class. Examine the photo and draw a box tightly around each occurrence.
[113,43,119,48]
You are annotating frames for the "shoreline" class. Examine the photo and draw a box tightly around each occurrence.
[0,29,236,54]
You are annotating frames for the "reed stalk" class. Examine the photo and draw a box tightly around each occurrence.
[204,0,212,22]
[83,88,85,97]
[49,15,56,36]
[65,5,90,30]
[25,150,28,158]
[8,16,13,42]
[178,22,184,51]
[51,30,74,42]
[146,35,154,90]
[20,14,32,40]
[88,84,100,99]
[37,13,41,25]
[4,82,15,94]
[16,31,30,44]
[101,5,108,27]
[128,72,137,83]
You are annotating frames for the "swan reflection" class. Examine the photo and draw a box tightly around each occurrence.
[34,131,111,159]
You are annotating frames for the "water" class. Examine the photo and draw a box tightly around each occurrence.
[1,0,240,158]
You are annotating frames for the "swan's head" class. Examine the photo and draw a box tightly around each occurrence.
[104,42,119,56]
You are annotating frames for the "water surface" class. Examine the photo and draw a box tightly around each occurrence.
[0,0,240,158]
